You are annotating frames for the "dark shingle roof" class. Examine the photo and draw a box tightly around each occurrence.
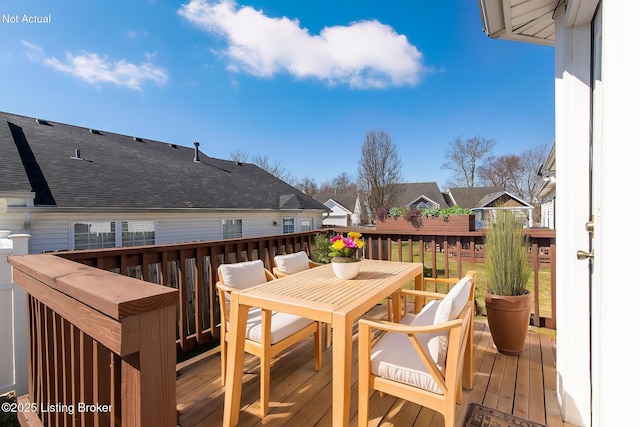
[396,182,448,207]
[446,186,505,209]
[0,111,327,211]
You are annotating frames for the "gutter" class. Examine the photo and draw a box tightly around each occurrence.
[478,0,506,39]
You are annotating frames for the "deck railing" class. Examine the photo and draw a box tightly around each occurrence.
[9,254,179,427]
[53,227,555,356]
[56,233,317,355]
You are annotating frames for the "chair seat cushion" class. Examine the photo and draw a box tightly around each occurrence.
[274,251,310,275]
[240,307,315,344]
[370,323,443,394]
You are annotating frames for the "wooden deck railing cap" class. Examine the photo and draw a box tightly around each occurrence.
[9,253,179,320]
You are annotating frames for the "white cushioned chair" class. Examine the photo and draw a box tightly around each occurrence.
[272,251,321,278]
[358,271,476,427]
[216,259,323,416]
[272,251,333,347]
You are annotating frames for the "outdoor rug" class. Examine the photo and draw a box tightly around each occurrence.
[464,403,548,427]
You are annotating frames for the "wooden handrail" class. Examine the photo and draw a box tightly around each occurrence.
[9,254,179,427]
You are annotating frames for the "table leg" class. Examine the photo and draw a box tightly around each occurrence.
[332,313,351,427]
[223,294,249,427]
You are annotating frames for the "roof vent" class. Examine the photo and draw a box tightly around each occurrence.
[89,128,101,135]
[169,143,178,148]
[193,141,201,162]
[35,118,50,125]
[70,149,87,160]
[133,136,144,142]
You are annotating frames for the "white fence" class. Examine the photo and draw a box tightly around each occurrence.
[0,231,30,396]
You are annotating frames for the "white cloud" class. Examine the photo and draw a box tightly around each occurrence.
[178,0,426,89]
[43,51,168,91]
[20,40,45,62]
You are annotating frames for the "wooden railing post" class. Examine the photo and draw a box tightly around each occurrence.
[9,254,179,427]
[121,306,176,426]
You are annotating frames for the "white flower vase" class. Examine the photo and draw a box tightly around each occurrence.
[331,258,362,280]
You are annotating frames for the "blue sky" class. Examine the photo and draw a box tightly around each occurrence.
[0,1,554,188]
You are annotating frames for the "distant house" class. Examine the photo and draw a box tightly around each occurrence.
[314,192,363,227]
[395,182,449,210]
[0,111,328,253]
[444,187,533,228]
[536,142,556,229]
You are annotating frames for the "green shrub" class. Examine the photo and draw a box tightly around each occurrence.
[313,231,336,264]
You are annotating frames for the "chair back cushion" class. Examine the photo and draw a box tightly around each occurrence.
[220,260,267,290]
[274,251,310,275]
[410,299,452,366]
[442,276,473,320]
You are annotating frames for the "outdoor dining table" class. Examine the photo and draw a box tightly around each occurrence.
[222,258,424,427]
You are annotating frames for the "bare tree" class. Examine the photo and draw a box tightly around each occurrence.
[442,136,495,187]
[357,130,403,222]
[297,177,319,197]
[253,155,297,185]
[478,154,520,189]
[319,173,357,194]
[478,144,547,204]
[231,151,297,185]
[517,145,547,204]
[229,150,249,162]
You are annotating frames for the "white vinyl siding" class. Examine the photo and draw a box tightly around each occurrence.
[8,210,323,254]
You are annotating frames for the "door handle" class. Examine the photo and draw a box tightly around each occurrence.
[576,250,594,260]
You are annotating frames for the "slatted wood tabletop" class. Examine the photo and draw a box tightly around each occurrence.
[176,310,577,427]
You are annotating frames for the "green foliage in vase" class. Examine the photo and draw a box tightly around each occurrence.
[313,231,336,264]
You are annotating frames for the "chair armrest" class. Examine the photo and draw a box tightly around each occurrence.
[359,316,463,335]
[265,269,276,281]
[399,288,446,301]
[216,281,235,294]
[424,277,460,285]
[308,261,322,268]
[272,267,287,278]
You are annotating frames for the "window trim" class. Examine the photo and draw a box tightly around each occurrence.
[282,217,295,234]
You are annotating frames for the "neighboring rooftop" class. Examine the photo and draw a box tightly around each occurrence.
[0,111,327,211]
[444,186,505,209]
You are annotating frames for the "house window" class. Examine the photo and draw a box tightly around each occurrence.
[73,221,116,250]
[121,220,156,247]
[222,219,243,239]
[72,220,156,250]
[416,201,437,210]
[300,219,313,231]
[283,218,295,234]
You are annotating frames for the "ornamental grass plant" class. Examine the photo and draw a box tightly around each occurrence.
[485,209,531,296]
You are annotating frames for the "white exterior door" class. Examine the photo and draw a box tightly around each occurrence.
[558,2,640,425]
[589,2,640,425]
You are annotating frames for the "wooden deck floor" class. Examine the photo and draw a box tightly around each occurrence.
[176,314,576,427]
